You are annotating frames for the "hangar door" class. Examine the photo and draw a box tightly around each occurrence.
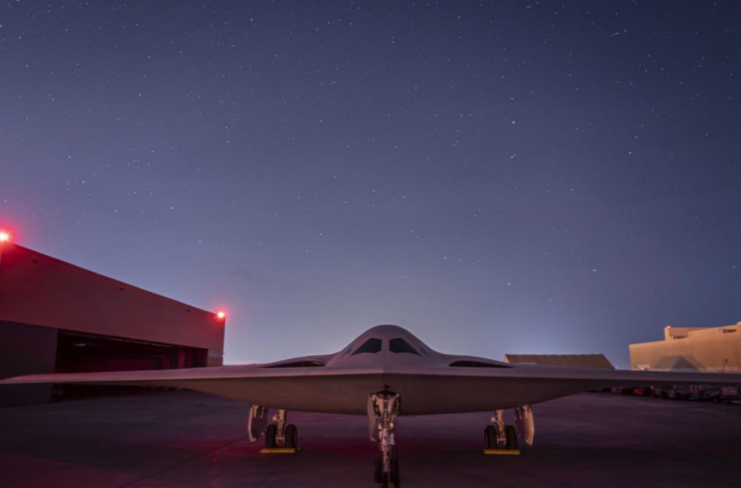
[56,330,208,372]
[0,324,208,407]
[0,320,57,407]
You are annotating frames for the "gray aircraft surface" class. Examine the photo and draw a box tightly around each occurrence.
[4,324,741,487]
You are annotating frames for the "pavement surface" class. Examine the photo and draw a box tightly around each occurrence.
[1,391,740,488]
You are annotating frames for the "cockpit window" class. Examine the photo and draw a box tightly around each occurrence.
[351,338,382,355]
[389,338,420,355]
[419,344,431,356]
[341,345,353,356]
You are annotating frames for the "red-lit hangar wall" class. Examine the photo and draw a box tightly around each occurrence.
[0,242,225,407]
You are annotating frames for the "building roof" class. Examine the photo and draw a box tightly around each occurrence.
[503,353,615,369]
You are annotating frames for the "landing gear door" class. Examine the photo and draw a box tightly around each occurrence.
[515,405,535,446]
[248,405,271,443]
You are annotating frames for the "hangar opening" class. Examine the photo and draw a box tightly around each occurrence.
[56,330,208,373]
[0,241,226,407]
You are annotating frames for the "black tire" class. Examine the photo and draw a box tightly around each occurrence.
[285,424,298,449]
[484,425,498,449]
[265,424,277,449]
[505,424,518,450]
[382,472,391,488]
[391,457,400,486]
[374,457,382,483]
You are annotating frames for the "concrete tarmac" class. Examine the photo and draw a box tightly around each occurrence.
[1,391,740,488]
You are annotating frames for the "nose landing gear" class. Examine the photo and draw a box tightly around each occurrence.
[369,390,401,487]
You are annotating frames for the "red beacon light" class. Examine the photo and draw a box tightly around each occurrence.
[0,231,10,243]
[216,311,226,320]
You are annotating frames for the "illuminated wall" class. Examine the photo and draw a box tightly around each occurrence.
[0,243,225,367]
[629,324,741,372]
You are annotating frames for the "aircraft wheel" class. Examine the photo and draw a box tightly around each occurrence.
[505,424,518,450]
[374,457,382,482]
[265,424,277,448]
[391,457,400,486]
[484,425,498,449]
[285,424,298,449]
[381,472,391,488]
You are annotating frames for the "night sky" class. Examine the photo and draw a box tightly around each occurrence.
[1,1,740,367]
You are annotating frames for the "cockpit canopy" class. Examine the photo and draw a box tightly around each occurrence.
[327,324,512,369]
[329,325,436,361]
[389,338,420,355]
[346,337,422,356]
[352,338,383,355]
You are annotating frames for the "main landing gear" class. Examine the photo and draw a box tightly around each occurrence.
[484,406,534,454]
[484,410,518,451]
[249,406,299,452]
[369,390,401,487]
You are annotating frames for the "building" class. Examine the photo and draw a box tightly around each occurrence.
[0,240,226,407]
[503,354,615,369]
[629,323,741,372]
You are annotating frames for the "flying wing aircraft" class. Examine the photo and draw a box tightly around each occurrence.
[3,324,741,487]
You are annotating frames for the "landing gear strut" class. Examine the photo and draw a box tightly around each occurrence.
[369,390,401,487]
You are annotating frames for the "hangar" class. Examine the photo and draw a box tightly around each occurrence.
[504,353,615,369]
[630,323,741,372]
[0,239,226,407]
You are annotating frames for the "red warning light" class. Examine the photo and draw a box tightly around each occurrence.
[217,311,226,320]
[0,231,10,243]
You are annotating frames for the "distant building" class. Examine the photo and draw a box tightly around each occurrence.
[503,354,615,369]
[0,242,226,407]
[629,323,741,372]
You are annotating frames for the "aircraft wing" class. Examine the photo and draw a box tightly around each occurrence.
[372,365,741,414]
[0,365,388,414]
[3,364,741,415]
